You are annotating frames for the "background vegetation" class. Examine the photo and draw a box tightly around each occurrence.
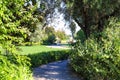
[67,0,120,79]
[27,50,71,67]
[0,0,38,79]
[1,0,120,80]
[70,21,120,80]
[18,45,70,67]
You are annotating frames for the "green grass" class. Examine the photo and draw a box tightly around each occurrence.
[17,45,71,67]
[18,45,65,55]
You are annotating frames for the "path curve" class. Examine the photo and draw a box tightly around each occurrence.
[33,60,82,80]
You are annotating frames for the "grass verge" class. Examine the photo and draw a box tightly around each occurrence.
[18,45,71,67]
[18,45,66,55]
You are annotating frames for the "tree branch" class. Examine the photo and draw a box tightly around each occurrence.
[100,7,119,21]
[74,18,85,29]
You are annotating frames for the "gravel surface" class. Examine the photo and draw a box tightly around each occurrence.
[33,60,82,80]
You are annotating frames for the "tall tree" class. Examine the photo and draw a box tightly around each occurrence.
[0,0,37,79]
[55,30,67,40]
[0,0,43,45]
[43,26,56,44]
[67,0,120,38]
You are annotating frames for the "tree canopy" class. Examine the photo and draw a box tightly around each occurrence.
[0,0,43,46]
[67,0,120,38]
[0,0,38,79]
[67,1,120,79]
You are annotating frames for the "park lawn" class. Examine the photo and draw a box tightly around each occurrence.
[18,45,65,55]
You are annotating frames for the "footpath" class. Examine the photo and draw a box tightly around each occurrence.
[33,60,82,80]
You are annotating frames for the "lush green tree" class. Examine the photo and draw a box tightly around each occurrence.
[55,30,67,40]
[70,18,120,80]
[29,23,45,44]
[0,0,26,45]
[43,26,56,44]
[66,0,120,79]
[20,3,44,43]
[0,0,38,79]
[67,0,120,38]
[44,26,55,35]
[0,0,43,45]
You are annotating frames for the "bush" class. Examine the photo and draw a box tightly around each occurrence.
[55,30,67,40]
[43,26,57,45]
[27,50,71,67]
[0,54,33,80]
[75,29,86,43]
[0,0,39,79]
[0,42,33,80]
[70,19,120,80]
[43,34,56,45]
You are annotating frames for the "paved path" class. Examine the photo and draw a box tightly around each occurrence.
[46,45,70,49]
[33,60,82,80]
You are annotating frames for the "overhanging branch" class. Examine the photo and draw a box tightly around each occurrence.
[74,18,85,29]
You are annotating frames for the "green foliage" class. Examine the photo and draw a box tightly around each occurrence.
[29,23,45,44]
[67,0,120,38]
[43,26,56,44]
[46,34,56,44]
[66,0,74,15]
[27,50,71,67]
[44,26,55,35]
[43,27,68,44]
[0,0,42,45]
[0,55,33,80]
[0,0,25,45]
[0,0,37,79]
[55,30,67,40]
[0,43,33,80]
[75,29,86,42]
[40,3,46,11]
[70,19,120,80]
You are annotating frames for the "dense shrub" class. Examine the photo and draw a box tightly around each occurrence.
[43,26,56,45]
[55,30,67,40]
[27,50,71,67]
[75,29,86,43]
[0,40,33,80]
[0,0,41,80]
[70,19,120,80]
[46,34,56,44]
[0,53,33,80]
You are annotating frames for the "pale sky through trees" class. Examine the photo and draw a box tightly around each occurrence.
[55,21,80,35]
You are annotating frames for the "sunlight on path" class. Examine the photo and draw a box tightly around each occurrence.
[33,60,82,80]
[46,45,70,49]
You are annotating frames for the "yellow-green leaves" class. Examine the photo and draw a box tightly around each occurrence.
[0,0,34,80]
[70,23,120,80]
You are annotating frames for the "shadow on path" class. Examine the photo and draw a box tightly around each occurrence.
[33,60,82,80]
